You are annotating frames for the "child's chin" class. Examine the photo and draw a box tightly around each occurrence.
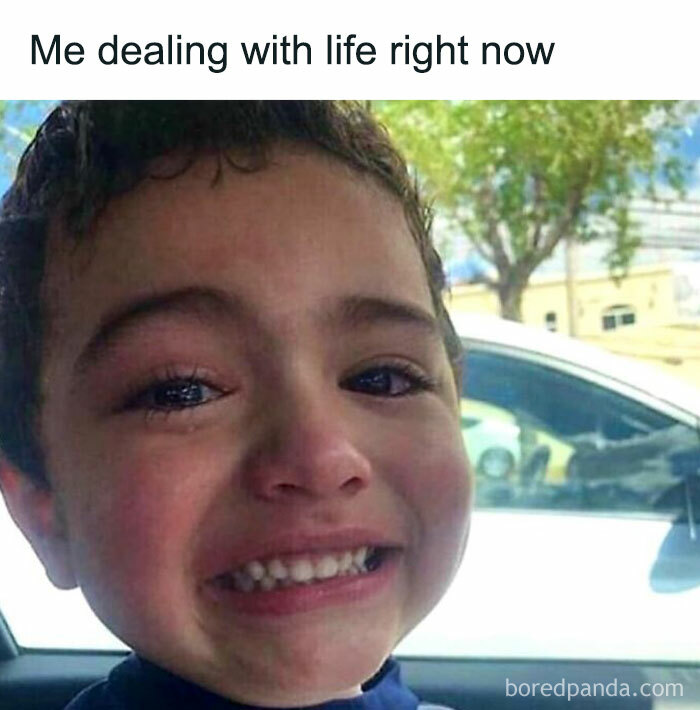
[239,626,395,704]
[266,648,387,705]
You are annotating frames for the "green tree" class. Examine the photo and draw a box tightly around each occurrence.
[376,100,695,320]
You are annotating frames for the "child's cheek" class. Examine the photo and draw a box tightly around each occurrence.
[66,435,222,648]
[382,410,472,624]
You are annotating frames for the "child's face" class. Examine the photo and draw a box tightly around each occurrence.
[34,149,471,705]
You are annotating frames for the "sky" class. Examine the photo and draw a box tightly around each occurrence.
[680,123,700,180]
[0,100,55,191]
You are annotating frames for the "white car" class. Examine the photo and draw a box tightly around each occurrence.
[453,313,700,512]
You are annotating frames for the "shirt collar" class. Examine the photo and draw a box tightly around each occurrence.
[110,653,419,710]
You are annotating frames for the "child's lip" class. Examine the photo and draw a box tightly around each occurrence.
[201,527,404,580]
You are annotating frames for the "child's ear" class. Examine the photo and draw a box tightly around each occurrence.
[0,459,77,590]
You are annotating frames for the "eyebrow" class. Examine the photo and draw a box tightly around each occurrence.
[73,286,441,376]
[73,287,241,376]
[326,294,440,340]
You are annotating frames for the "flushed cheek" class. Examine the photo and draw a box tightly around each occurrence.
[65,446,217,646]
[387,428,471,624]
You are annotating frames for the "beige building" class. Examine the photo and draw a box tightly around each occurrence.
[445,263,700,388]
[445,263,678,337]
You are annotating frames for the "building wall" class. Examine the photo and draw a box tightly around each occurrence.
[445,264,700,388]
[445,264,678,337]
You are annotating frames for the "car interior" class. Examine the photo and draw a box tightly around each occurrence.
[3,100,700,710]
[4,633,700,709]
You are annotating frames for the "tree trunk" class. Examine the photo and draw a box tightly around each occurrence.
[497,281,525,321]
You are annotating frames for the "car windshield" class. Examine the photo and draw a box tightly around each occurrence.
[2,100,700,668]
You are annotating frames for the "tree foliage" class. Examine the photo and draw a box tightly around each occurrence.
[376,100,696,320]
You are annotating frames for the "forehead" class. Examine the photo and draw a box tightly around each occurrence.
[43,148,433,358]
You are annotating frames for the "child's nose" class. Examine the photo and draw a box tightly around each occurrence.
[240,390,373,502]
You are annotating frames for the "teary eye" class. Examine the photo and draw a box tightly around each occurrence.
[124,372,226,412]
[342,363,437,398]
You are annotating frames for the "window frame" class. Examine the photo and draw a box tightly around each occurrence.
[601,304,637,331]
[0,610,18,661]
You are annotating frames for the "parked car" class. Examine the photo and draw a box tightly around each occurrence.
[461,398,574,484]
[453,313,700,515]
[461,399,521,479]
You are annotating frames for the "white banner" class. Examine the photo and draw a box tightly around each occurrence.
[0,0,698,98]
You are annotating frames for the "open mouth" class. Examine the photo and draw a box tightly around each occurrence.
[210,545,392,593]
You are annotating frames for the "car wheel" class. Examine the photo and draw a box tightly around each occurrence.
[477,447,516,479]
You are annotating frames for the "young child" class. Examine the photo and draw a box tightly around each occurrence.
[0,101,472,709]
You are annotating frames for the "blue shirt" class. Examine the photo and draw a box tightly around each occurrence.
[64,654,448,710]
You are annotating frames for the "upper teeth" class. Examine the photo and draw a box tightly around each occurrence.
[223,546,375,592]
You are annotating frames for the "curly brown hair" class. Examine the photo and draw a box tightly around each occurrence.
[0,100,462,487]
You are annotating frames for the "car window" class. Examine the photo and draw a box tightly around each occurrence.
[0,496,126,651]
[462,346,700,515]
